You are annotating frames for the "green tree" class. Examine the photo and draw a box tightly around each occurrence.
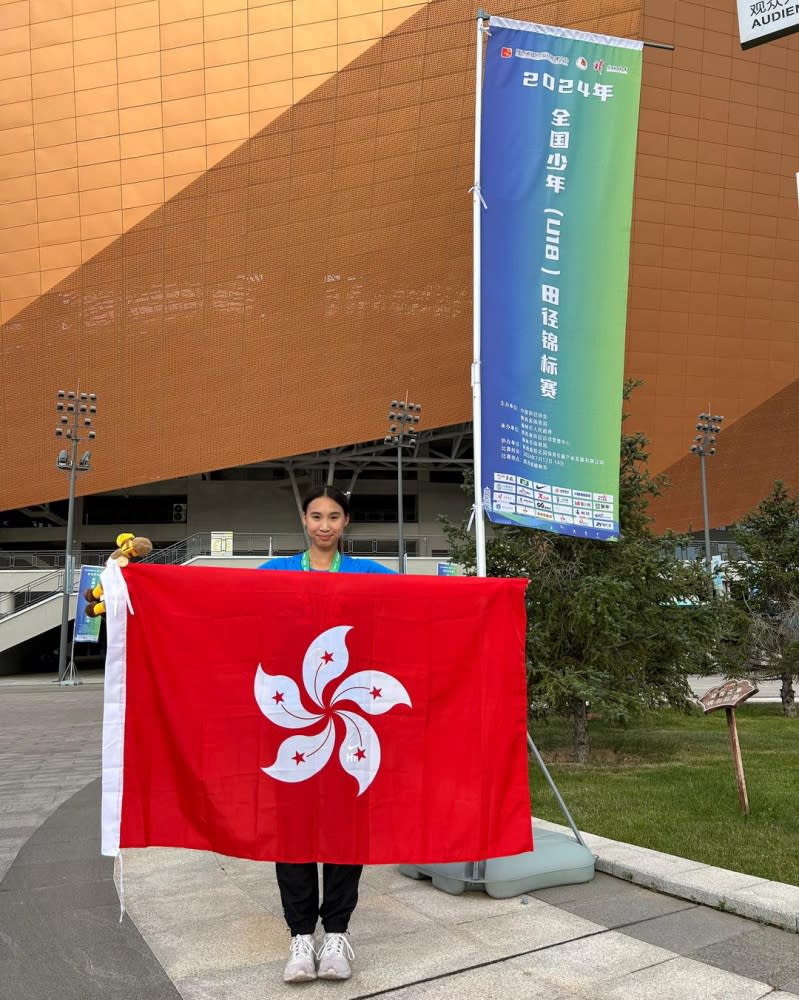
[444,381,729,761]
[725,481,799,717]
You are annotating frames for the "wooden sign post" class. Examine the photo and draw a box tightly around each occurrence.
[699,679,758,814]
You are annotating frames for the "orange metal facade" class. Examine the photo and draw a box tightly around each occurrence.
[0,0,797,531]
[632,0,799,528]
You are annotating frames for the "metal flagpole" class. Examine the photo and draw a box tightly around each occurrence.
[471,9,489,579]
[471,9,585,848]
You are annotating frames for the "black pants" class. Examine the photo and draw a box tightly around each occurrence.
[276,862,363,936]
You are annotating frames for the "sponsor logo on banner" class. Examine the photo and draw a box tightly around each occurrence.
[495,472,516,483]
[575,515,593,526]
[516,503,536,516]
[517,486,535,499]
[594,519,615,530]
[495,482,516,493]
[554,504,573,517]
[533,481,551,492]
[593,59,605,72]
[594,492,613,503]
[536,510,554,521]
[519,477,534,488]
[606,64,629,74]
[555,513,572,523]
[573,490,593,500]
[574,499,592,509]
[535,490,552,502]
[594,501,613,512]
[576,56,588,70]
[553,486,573,497]
[501,46,513,58]
[513,48,569,65]
[493,499,517,512]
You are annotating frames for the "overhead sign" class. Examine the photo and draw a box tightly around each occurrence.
[737,0,799,46]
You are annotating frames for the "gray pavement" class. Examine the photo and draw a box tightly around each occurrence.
[1,672,798,999]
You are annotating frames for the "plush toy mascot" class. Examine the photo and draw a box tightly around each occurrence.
[84,532,153,617]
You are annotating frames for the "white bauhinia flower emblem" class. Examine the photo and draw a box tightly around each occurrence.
[254,625,411,795]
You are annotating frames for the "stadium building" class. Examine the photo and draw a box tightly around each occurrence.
[0,1,798,665]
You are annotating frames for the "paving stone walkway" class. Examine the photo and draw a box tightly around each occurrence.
[1,675,798,1000]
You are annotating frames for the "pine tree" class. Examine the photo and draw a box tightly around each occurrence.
[444,382,729,760]
[726,481,799,717]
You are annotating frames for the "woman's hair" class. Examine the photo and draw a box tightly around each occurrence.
[301,485,352,517]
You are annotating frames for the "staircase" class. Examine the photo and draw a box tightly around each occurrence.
[0,569,76,655]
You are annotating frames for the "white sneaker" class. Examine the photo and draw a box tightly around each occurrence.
[283,934,317,983]
[317,932,354,980]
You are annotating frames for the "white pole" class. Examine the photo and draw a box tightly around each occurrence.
[468,13,586,850]
[472,9,489,578]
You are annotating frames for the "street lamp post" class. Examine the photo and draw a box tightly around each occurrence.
[690,412,723,595]
[385,398,421,574]
[55,389,97,684]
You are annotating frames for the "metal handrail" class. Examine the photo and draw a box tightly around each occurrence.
[0,549,113,570]
[0,532,453,622]
[0,568,72,621]
[142,532,452,562]
[140,533,206,566]
[141,533,302,563]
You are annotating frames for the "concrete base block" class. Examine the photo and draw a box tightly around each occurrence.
[399,822,595,898]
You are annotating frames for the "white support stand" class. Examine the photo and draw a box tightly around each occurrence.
[59,634,82,686]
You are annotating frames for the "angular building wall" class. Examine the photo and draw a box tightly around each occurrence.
[629,0,799,527]
[1,0,796,532]
[0,0,642,513]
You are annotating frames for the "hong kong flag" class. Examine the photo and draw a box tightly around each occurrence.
[101,563,533,864]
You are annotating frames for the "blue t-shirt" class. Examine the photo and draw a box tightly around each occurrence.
[259,552,395,574]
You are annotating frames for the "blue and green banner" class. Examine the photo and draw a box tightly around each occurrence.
[74,565,103,643]
[480,18,643,541]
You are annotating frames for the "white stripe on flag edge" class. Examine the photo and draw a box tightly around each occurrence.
[488,16,645,51]
[100,560,130,857]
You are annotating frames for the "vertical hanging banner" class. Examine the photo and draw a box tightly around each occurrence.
[480,18,643,541]
[74,565,103,643]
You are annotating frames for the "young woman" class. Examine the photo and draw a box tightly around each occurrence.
[259,485,393,983]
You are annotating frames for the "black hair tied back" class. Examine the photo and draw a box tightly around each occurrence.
[301,485,352,517]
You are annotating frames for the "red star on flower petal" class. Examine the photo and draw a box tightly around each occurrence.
[272,691,285,704]
[369,687,382,699]
[322,651,334,663]
[355,747,366,761]
[292,751,305,765]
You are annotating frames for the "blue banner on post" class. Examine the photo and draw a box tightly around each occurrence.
[480,19,643,541]
[74,565,103,643]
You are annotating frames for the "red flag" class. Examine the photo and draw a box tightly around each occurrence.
[101,563,533,864]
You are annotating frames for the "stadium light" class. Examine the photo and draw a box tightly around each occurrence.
[55,389,97,685]
[385,397,422,574]
[689,412,724,594]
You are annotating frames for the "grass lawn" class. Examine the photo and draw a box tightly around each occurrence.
[528,703,799,886]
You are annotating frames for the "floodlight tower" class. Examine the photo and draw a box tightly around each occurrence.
[385,398,422,574]
[55,389,97,684]
[690,412,724,594]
